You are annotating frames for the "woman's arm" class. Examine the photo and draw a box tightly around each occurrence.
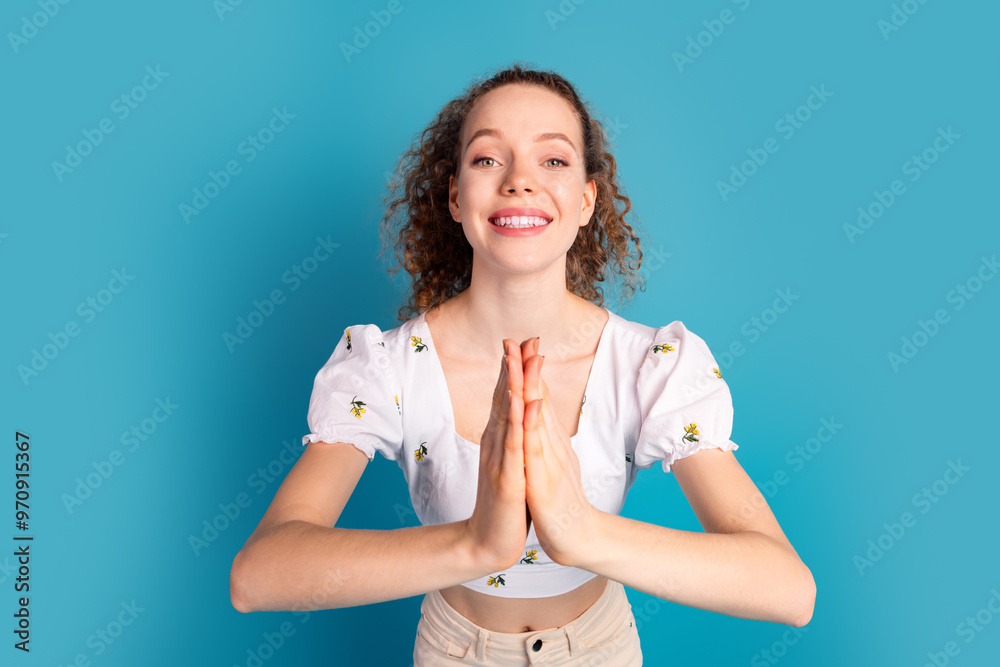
[231,517,487,612]
[571,448,816,627]
[230,441,492,613]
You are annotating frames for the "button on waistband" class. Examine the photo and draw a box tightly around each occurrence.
[532,638,543,651]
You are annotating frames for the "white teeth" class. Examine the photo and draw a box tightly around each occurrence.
[491,216,550,228]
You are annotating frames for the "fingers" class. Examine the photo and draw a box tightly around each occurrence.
[492,342,509,405]
[501,382,525,487]
[522,350,543,408]
[506,339,524,406]
[522,392,543,473]
[483,341,511,470]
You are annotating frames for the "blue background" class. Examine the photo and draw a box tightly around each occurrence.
[3,0,998,665]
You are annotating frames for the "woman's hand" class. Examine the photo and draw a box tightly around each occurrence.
[520,338,598,568]
[464,340,531,573]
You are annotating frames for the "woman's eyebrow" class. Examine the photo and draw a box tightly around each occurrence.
[465,128,579,156]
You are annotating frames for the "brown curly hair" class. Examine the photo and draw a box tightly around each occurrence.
[378,61,646,324]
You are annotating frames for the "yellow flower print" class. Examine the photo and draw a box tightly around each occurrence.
[410,335,427,353]
[395,394,401,415]
[487,574,506,587]
[652,343,674,354]
[345,328,352,352]
[414,441,428,462]
[349,396,367,419]
[713,367,722,378]
[520,549,538,565]
[683,422,700,443]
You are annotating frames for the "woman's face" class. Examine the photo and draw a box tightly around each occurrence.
[449,83,597,275]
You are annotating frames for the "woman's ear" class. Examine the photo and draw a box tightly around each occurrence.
[580,178,597,227]
[449,174,461,223]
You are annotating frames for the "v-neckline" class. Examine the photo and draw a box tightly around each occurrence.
[416,308,614,448]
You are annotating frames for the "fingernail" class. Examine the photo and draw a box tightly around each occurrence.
[539,355,545,370]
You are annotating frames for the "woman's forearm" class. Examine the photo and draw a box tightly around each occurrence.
[574,509,816,626]
[230,518,488,613]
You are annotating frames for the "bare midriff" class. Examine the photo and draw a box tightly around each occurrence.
[438,575,609,632]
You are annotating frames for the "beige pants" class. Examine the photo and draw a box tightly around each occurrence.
[412,578,643,665]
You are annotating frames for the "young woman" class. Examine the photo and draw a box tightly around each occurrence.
[231,63,815,666]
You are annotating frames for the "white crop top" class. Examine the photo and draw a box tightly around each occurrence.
[301,307,739,598]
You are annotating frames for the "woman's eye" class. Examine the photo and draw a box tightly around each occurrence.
[472,157,569,167]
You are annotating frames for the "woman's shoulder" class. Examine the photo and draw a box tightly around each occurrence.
[606,309,717,370]
[605,308,683,346]
[338,316,421,354]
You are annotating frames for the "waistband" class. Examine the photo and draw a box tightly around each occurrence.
[419,578,635,663]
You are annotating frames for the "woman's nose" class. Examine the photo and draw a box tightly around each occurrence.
[503,161,534,193]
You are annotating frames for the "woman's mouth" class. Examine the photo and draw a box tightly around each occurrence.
[489,216,551,229]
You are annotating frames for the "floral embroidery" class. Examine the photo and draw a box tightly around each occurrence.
[349,396,367,419]
[520,549,538,565]
[652,343,674,354]
[414,441,428,462]
[683,422,699,443]
[395,394,401,415]
[487,574,506,587]
[345,328,352,352]
[625,453,632,463]
[713,367,722,378]
[580,393,586,416]
[379,341,385,347]
[410,335,427,353]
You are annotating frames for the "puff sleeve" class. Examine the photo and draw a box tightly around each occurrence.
[632,321,738,473]
[301,324,404,463]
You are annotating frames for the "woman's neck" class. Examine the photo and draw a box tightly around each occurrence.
[428,267,602,363]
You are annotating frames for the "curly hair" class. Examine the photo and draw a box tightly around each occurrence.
[378,61,646,324]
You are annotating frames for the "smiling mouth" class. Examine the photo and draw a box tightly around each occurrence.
[489,216,551,228]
